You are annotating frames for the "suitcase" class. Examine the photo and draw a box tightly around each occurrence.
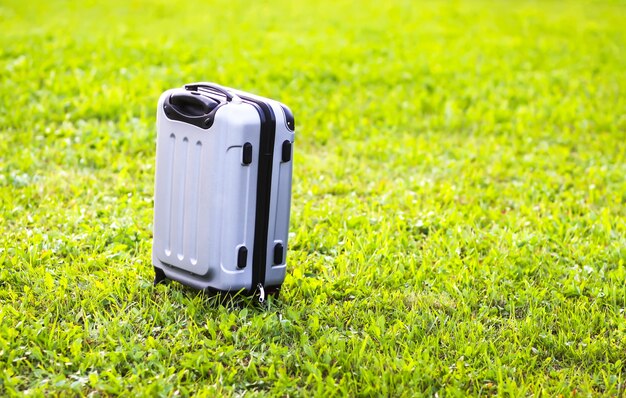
[151,82,295,302]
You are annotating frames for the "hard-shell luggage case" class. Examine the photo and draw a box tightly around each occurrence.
[152,82,295,301]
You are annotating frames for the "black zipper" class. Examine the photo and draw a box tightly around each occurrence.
[237,95,276,291]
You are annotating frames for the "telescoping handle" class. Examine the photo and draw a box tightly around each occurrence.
[184,82,242,103]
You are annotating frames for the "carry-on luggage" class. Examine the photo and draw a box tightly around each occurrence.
[151,82,295,301]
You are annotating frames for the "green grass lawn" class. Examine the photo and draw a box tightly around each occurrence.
[1,0,626,396]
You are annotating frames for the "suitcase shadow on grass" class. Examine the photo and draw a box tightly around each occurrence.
[152,279,282,311]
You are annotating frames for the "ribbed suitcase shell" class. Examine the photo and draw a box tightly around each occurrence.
[152,83,294,295]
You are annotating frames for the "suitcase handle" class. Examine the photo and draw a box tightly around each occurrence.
[184,82,241,103]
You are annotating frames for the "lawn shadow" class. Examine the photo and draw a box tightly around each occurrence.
[151,278,283,312]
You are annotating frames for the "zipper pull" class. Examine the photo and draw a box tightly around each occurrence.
[257,283,266,304]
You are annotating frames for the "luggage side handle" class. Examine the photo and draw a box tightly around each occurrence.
[184,82,242,104]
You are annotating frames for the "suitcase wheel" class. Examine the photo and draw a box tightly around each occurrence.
[153,266,167,285]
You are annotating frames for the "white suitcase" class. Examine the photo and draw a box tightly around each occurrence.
[152,82,294,301]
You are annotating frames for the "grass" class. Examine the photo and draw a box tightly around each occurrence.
[1,0,626,395]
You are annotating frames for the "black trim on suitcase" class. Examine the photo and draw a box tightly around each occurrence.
[280,104,295,131]
[163,89,228,129]
[236,94,276,292]
[242,142,253,165]
[273,243,284,265]
[281,140,292,162]
[237,246,248,269]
